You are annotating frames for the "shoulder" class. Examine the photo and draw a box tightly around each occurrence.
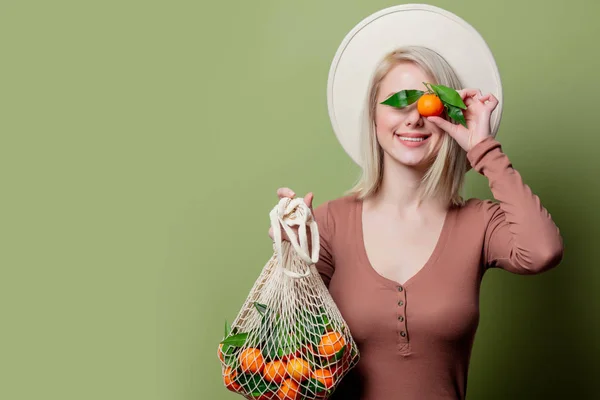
[313,194,359,234]
[458,197,501,225]
[461,197,495,210]
[314,193,358,217]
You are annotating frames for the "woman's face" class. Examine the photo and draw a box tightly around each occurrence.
[375,62,446,169]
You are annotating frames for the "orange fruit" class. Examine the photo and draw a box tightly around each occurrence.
[223,366,242,392]
[285,357,311,381]
[313,367,335,390]
[277,378,300,400]
[263,360,288,384]
[240,347,265,374]
[318,331,346,357]
[217,344,224,362]
[417,93,444,117]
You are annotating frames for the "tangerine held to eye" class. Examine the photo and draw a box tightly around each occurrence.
[417,93,444,117]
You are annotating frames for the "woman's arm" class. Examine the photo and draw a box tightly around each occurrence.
[467,136,564,274]
[313,201,336,286]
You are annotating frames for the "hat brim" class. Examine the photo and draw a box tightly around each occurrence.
[327,4,503,167]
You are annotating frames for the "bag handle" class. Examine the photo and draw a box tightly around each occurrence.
[269,197,320,278]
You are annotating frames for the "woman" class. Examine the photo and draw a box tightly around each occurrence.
[269,5,564,400]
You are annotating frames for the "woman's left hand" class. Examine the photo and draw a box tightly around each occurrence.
[427,89,499,152]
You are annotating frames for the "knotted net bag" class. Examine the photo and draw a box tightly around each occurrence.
[218,197,360,399]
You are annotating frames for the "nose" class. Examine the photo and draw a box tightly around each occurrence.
[404,106,424,128]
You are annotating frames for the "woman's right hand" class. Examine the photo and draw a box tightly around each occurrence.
[268,187,314,243]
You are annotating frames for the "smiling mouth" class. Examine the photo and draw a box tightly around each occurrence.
[394,133,432,142]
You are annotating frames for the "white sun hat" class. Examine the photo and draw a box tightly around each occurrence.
[326,3,503,167]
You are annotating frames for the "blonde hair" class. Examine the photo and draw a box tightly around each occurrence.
[345,46,468,207]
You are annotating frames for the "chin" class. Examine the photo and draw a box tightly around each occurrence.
[387,152,425,168]
[390,144,440,167]
[399,158,429,169]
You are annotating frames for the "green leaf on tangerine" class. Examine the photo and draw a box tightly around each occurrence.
[445,104,468,128]
[430,84,466,109]
[380,90,424,108]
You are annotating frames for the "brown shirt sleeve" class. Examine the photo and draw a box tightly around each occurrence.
[467,136,565,274]
[313,200,336,286]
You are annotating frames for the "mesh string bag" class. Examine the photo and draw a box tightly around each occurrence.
[218,197,360,399]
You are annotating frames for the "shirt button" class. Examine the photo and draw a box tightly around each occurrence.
[398,315,404,322]
[397,286,403,292]
[400,331,406,337]
[398,300,404,306]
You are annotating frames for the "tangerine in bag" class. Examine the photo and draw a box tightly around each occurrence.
[218,197,359,399]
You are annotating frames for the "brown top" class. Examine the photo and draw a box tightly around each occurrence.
[312,136,564,400]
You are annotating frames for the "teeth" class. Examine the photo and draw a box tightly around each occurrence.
[397,136,426,142]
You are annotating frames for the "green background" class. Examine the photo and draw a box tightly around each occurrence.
[2,0,598,399]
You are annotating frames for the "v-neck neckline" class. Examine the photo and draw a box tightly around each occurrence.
[355,196,457,290]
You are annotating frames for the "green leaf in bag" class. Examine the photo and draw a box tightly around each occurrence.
[221,349,239,369]
[332,343,347,362]
[278,329,302,359]
[263,328,280,360]
[300,377,328,397]
[258,309,278,359]
[317,306,332,332]
[224,320,230,338]
[299,310,324,348]
[254,302,268,317]
[380,89,424,108]
[445,103,468,128]
[264,313,294,360]
[237,372,279,396]
[257,306,276,349]
[236,373,260,394]
[220,332,249,347]
[219,324,242,369]
[248,330,264,349]
[429,84,466,109]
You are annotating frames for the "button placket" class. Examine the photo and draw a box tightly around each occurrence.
[397,285,408,341]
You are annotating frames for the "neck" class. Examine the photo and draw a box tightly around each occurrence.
[367,153,448,215]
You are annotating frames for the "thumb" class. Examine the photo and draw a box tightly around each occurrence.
[304,192,314,212]
[427,116,457,136]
